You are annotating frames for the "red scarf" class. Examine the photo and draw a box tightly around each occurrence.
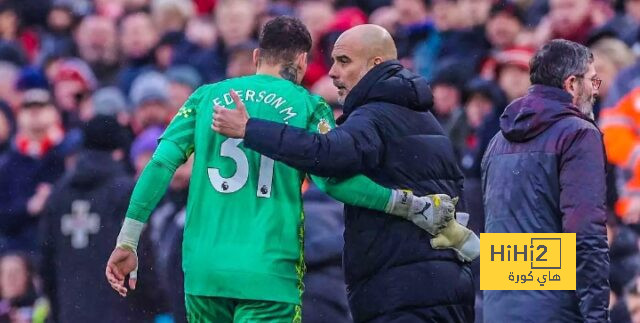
[15,126,64,158]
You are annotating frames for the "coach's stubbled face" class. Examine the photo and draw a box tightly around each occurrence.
[574,63,599,118]
[328,37,375,105]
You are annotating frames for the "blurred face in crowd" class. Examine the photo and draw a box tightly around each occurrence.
[155,44,173,70]
[592,53,615,98]
[75,16,119,66]
[458,0,492,26]
[432,84,460,117]
[186,17,217,49]
[0,255,29,301]
[297,1,334,45]
[227,50,256,78]
[0,111,10,145]
[498,64,530,101]
[564,63,599,117]
[17,104,59,139]
[433,0,462,31]
[0,8,17,40]
[627,0,640,22]
[393,0,429,26]
[135,100,169,131]
[95,0,124,19]
[124,0,150,12]
[486,13,522,49]
[54,79,87,112]
[369,6,400,35]
[120,12,158,59]
[0,63,19,111]
[48,7,74,32]
[215,1,256,48]
[465,93,493,129]
[549,0,590,33]
[169,82,193,115]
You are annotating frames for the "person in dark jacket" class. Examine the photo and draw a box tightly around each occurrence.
[40,115,165,323]
[0,89,77,254]
[213,24,475,322]
[482,39,609,322]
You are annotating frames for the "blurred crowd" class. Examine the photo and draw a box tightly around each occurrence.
[1,0,640,322]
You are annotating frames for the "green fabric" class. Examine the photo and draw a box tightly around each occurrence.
[123,74,391,305]
[185,294,299,323]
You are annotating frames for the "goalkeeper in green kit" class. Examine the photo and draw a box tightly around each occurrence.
[105,17,467,323]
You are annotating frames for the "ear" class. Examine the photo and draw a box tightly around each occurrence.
[373,57,383,66]
[296,52,308,68]
[252,49,260,67]
[296,52,308,82]
[562,75,577,94]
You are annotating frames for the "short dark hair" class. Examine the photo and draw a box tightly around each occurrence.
[258,16,312,66]
[529,39,594,88]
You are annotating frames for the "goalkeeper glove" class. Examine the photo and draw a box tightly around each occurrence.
[431,214,480,262]
[386,190,456,236]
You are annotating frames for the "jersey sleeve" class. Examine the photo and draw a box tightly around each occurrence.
[159,85,207,159]
[306,97,391,212]
[306,97,336,135]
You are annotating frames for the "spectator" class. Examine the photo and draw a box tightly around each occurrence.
[53,58,97,128]
[0,101,14,154]
[0,4,29,64]
[166,65,201,115]
[534,0,613,45]
[117,11,160,95]
[431,0,491,69]
[485,1,525,51]
[225,41,257,78]
[215,0,256,49]
[458,77,507,179]
[94,0,125,19]
[482,39,609,322]
[73,15,120,86]
[38,2,76,61]
[302,6,366,87]
[40,115,164,323]
[0,61,20,111]
[458,0,493,28]
[0,252,49,323]
[494,47,534,103]
[90,86,130,123]
[129,71,171,134]
[151,0,194,36]
[589,37,634,117]
[130,126,163,176]
[0,89,75,253]
[154,31,186,72]
[598,86,640,223]
[430,60,470,138]
[183,15,216,49]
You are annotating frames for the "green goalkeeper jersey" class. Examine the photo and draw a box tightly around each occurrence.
[125,74,390,305]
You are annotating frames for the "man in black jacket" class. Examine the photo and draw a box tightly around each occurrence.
[213,24,476,322]
[40,116,165,323]
[482,39,609,322]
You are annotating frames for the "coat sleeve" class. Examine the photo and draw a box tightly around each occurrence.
[559,126,610,322]
[244,109,384,178]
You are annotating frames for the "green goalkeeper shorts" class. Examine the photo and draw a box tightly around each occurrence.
[185,294,301,323]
